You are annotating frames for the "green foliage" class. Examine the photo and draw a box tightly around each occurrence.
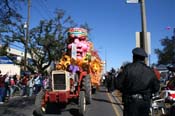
[26,9,77,74]
[0,0,23,32]
[0,2,91,74]
[0,0,24,66]
[80,23,92,33]
[0,43,8,56]
[0,3,76,74]
[155,31,175,65]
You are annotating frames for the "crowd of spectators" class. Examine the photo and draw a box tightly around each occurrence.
[102,68,118,92]
[0,70,49,104]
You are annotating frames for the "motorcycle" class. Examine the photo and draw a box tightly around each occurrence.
[158,65,175,116]
[150,93,167,116]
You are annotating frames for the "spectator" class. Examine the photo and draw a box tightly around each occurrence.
[0,70,5,104]
[34,73,42,94]
[9,76,16,97]
[21,74,29,97]
[28,75,34,97]
[152,66,161,80]
[4,73,10,97]
[106,72,112,92]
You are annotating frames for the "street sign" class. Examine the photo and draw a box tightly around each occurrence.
[136,32,151,66]
[126,0,139,3]
[135,32,151,55]
[147,32,151,54]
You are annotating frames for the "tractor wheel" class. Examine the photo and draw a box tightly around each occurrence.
[79,91,86,116]
[82,75,92,104]
[33,90,46,116]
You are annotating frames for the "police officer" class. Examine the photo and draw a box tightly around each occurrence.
[115,47,160,116]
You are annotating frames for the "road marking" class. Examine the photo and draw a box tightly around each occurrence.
[112,92,124,110]
[107,92,121,116]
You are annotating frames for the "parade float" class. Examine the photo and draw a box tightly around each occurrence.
[57,27,103,90]
[34,28,103,116]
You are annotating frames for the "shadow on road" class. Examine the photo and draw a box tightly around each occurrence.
[1,109,27,116]
[8,96,35,108]
[0,96,35,116]
[68,108,81,116]
[33,101,82,116]
[92,97,123,105]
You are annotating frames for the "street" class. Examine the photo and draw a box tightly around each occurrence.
[0,86,123,116]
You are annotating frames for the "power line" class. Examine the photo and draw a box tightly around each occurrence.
[31,0,47,20]
[35,0,53,19]
[41,0,54,18]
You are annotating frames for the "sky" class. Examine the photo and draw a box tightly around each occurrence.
[20,0,175,71]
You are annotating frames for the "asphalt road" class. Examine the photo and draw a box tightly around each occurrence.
[0,86,123,116]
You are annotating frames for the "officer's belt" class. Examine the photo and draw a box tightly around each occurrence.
[129,94,143,99]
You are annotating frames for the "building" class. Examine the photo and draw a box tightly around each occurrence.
[0,47,30,76]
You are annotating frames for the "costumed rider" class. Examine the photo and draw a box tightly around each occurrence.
[68,58,80,86]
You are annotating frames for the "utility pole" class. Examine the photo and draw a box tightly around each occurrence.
[140,0,148,65]
[24,0,30,71]
[105,49,107,72]
[127,0,149,65]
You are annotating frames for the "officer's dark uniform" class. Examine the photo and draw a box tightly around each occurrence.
[115,48,160,116]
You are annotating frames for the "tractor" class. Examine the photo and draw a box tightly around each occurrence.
[33,69,92,116]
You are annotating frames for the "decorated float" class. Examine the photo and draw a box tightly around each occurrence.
[33,28,103,116]
[57,27,103,91]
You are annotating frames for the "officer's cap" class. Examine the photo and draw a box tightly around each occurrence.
[132,47,148,57]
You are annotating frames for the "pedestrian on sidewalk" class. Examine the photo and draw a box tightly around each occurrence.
[21,73,29,97]
[4,72,11,98]
[9,75,16,97]
[106,72,112,92]
[152,65,161,81]
[0,70,5,104]
[33,73,42,95]
[106,68,116,92]
[28,75,34,97]
[115,47,160,116]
